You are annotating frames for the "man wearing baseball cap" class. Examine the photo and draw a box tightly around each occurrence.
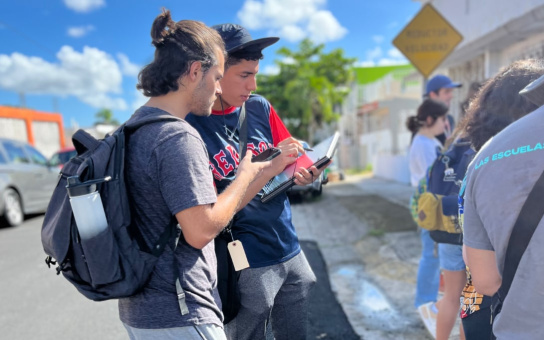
[426,74,462,107]
[186,24,326,340]
[426,74,462,144]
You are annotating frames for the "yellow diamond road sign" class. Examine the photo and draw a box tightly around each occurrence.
[393,4,463,78]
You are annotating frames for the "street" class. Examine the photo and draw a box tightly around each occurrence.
[0,176,438,340]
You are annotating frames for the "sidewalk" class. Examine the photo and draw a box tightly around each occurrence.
[292,174,458,339]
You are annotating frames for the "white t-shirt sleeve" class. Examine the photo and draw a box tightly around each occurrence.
[409,136,440,187]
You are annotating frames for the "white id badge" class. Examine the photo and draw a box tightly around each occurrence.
[228,240,250,271]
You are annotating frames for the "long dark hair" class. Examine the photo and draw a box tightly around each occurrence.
[456,59,544,151]
[406,98,448,137]
[137,9,225,97]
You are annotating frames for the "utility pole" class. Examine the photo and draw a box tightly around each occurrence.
[52,97,59,113]
[19,92,26,108]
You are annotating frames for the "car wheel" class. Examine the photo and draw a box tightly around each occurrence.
[2,189,24,226]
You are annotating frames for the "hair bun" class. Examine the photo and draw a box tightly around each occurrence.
[151,8,175,47]
[406,116,421,133]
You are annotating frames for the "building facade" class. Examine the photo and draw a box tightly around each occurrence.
[339,65,422,183]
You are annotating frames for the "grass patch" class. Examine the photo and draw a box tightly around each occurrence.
[367,229,385,237]
[345,164,372,175]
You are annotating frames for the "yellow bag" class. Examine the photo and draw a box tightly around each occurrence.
[417,192,457,233]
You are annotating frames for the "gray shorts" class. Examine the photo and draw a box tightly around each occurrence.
[123,323,226,340]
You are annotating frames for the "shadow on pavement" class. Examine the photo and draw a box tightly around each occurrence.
[301,240,359,340]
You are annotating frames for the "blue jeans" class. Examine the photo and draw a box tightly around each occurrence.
[415,229,440,308]
[438,243,465,271]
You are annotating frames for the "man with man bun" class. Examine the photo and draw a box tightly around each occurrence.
[119,11,269,339]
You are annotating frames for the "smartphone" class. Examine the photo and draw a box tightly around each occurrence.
[251,147,281,162]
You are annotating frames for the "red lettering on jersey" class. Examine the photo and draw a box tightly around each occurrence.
[213,150,234,176]
[258,141,267,153]
[247,143,259,156]
[225,145,240,165]
[209,161,222,180]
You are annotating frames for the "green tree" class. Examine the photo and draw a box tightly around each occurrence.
[256,39,355,142]
[94,108,120,125]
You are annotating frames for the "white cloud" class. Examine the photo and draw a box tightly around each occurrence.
[67,25,95,38]
[306,10,347,43]
[237,0,346,43]
[132,89,148,110]
[376,58,408,66]
[64,0,105,13]
[387,47,403,59]
[372,35,384,44]
[0,45,126,110]
[117,53,140,77]
[276,25,306,42]
[366,46,382,61]
[357,46,407,68]
[261,64,280,75]
[280,56,296,65]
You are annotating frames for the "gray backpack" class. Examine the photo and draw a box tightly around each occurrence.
[41,115,189,315]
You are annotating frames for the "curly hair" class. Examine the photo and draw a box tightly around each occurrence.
[137,9,226,97]
[457,59,544,151]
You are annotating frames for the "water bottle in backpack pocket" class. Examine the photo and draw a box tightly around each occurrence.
[66,175,122,286]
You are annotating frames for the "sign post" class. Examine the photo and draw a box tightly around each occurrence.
[393,4,463,79]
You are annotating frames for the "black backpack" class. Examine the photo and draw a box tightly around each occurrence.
[426,139,475,245]
[41,115,189,314]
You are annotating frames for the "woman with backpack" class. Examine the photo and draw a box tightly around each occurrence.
[407,98,448,338]
[430,59,544,340]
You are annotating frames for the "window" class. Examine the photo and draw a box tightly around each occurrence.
[2,141,30,164]
[24,145,48,166]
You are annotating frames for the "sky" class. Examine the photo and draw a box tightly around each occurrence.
[0,0,421,128]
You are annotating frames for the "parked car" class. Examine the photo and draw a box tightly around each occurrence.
[49,147,77,169]
[288,141,327,198]
[0,138,59,226]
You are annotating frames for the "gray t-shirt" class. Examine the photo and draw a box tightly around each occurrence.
[118,106,221,329]
[462,105,544,339]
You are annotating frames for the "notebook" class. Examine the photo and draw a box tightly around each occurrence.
[260,131,340,203]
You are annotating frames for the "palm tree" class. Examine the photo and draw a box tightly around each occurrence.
[256,39,354,142]
[95,108,120,125]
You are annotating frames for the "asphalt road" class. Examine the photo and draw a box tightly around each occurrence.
[0,213,357,339]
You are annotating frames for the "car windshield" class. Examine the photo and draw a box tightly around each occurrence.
[58,150,77,164]
[51,149,77,166]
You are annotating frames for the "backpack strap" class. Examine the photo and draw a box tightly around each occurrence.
[72,129,101,155]
[124,115,182,133]
[172,225,189,315]
[496,166,544,303]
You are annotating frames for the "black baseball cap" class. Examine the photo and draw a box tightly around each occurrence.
[212,23,279,53]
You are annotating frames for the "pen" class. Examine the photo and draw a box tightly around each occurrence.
[303,147,313,152]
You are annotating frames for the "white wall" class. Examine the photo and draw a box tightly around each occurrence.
[373,154,410,184]
[0,118,27,143]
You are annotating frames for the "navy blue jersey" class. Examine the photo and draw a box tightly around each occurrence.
[186,95,301,268]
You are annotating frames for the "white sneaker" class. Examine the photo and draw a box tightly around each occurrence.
[417,301,437,339]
